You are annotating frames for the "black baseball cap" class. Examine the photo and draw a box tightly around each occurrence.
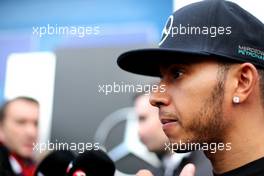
[117,0,264,77]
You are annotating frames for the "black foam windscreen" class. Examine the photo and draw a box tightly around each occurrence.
[66,149,115,176]
[35,150,76,176]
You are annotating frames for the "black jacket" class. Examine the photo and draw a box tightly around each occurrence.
[0,145,17,176]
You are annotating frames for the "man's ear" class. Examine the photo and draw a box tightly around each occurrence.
[232,63,259,104]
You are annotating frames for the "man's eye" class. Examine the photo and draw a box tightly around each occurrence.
[16,120,26,125]
[172,70,183,79]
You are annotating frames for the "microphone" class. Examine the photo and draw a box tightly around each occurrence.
[35,150,76,176]
[66,149,116,176]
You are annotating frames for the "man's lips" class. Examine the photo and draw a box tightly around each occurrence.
[160,119,178,124]
[159,110,179,130]
[161,118,179,131]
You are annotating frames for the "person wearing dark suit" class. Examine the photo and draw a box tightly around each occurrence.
[0,97,39,176]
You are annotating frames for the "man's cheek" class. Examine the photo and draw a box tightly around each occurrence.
[176,95,200,117]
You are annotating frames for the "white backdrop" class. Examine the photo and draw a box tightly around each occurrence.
[4,52,56,147]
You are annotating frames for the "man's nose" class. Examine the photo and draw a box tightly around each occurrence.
[149,83,170,108]
[26,123,38,139]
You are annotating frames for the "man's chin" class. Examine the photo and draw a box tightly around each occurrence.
[18,149,34,159]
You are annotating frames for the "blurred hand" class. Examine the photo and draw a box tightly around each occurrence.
[179,163,196,176]
[136,169,154,176]
[136,163,195,176]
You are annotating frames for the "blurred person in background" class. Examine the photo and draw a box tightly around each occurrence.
[0,97,39,176]
[135,93,212,176]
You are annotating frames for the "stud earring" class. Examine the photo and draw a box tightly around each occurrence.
[233,96,240,104]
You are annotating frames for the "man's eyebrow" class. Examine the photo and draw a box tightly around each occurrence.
[160,64,188,73]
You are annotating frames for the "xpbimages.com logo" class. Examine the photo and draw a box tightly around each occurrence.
[159,15,232,46]
[98,82,166,95]
[164,141,232,154]
[32,24,100,38]
[33,140,100,153]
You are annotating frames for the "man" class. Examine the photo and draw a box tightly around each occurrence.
[135,93,212,176]
[117,0,264,175]
[0,97,39,176]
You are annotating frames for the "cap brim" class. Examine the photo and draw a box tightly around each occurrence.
[117,48,210,77]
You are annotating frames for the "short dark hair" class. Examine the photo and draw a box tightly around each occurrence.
[256,69,264,105]
[0,96,39,122]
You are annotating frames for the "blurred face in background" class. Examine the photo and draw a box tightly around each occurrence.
[135,94,169,153]
[0,99,39,158]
